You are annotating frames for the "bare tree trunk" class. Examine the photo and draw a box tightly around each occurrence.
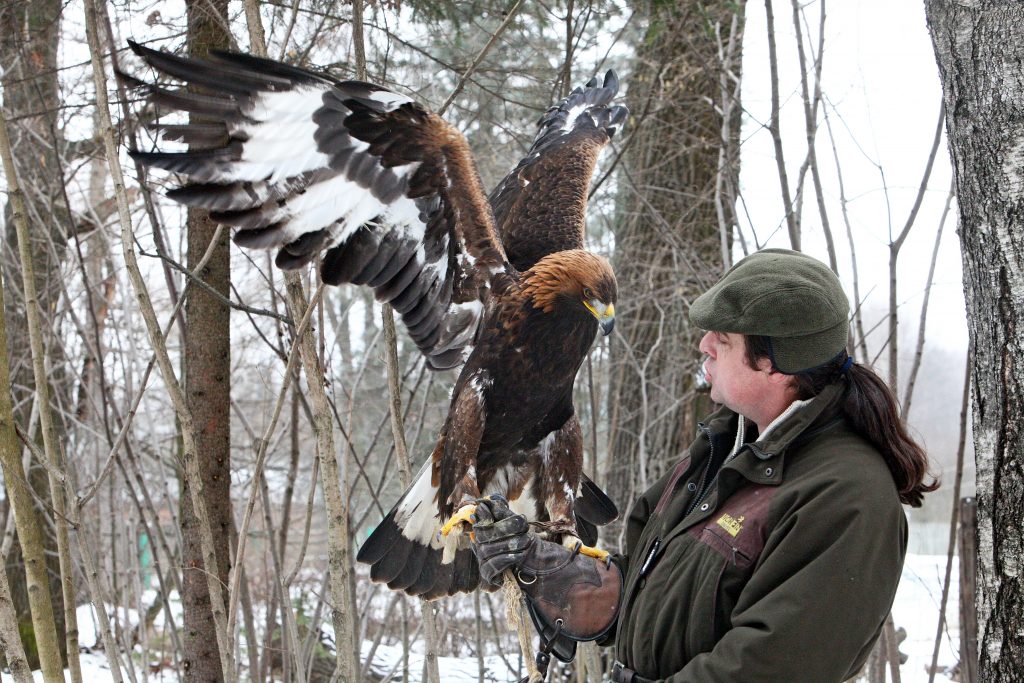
[179,1,233,680]
[82,0,236,675]
[925,2,1024,680]
[607,0,744,540]
[0,115,64,683]
[0,547,33,683]
[7,102,84,683]
[0,0,71,666]
[284,275,358,682]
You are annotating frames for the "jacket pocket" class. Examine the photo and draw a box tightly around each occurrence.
[699,526,754,569]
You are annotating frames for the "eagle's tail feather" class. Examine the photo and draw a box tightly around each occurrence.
[575,473,619,526]
[357,461,484,598]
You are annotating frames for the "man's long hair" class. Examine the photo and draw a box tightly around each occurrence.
[745,335,938,507]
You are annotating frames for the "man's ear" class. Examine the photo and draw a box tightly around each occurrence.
[762,361,794,385]
[755,355,778,375]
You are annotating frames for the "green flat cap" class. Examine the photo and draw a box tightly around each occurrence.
[690,249,849,374]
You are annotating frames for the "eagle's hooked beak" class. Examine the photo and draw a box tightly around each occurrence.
[584,300,616,336]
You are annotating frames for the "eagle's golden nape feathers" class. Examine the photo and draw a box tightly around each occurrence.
[520,249,617,314]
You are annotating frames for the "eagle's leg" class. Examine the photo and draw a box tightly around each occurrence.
[574,542,611,562]
[537,477,611,562]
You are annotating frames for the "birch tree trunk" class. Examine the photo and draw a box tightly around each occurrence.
[179,1,234,679]
[925,2,1024,680]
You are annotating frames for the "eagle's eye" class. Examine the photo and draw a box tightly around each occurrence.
[583,287,595,299]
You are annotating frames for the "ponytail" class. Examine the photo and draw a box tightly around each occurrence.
[745,335,938,507]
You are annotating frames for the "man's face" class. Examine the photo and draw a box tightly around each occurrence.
[698,331,779,422]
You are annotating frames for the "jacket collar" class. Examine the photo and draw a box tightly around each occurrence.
[697,380,848,489]
[749,380,847,459]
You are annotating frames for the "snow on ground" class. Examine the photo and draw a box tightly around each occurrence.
[20,554,961,682]
[362,638,518,682]
[893,554,960,683]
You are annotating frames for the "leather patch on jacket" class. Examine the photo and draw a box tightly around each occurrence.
[688,484,775,567]
[653,457,692,516]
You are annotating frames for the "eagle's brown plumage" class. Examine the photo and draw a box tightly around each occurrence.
[124,43,626,599]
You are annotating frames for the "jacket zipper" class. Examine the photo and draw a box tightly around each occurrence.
[687,421,751,520]
[685,423,715,517]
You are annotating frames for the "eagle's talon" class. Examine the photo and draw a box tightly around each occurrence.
[577,544,611,562]
[440,503,478,537]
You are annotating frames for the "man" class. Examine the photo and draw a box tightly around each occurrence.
[471,249,937,683]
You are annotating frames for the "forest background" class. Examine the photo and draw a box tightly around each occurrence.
[0,0,985,681]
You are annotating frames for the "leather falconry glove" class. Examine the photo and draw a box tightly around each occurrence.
[470,495,622,657]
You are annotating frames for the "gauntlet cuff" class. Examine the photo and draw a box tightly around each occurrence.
[517,545,622,644]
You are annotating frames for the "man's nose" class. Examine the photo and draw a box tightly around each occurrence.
[698,331,714,356]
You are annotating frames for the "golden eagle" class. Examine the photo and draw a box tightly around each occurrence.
[124,42,625,599]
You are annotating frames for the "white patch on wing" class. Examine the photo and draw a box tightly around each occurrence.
[283,174,383,232]
[562,101,589,131]
[366,89,414,110]
[249,85,327,122]
[395,460,443,548]
[232,87,333,182]
[236,127,330,183]
[385,195,423,231]
[333,192,390,244]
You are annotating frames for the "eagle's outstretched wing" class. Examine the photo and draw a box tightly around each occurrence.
[488,71,628,271]
[124,41,510,370]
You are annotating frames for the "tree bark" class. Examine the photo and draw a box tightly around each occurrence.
[180,1,233,680]
[284,275,359,682]
[925,2,1024,680]
[0,114,64,682]
[607,0,744,540]
[0,0,71,666]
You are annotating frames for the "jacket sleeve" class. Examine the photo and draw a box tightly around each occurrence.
[661,470,908,683]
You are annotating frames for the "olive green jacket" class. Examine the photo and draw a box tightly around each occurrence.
[609,382,907,682]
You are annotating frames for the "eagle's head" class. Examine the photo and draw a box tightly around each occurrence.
[522,250,617,335]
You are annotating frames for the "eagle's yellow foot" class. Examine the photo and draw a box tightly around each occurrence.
[561,534,611,562]
[578,545,611,562]
[440,503,478,537]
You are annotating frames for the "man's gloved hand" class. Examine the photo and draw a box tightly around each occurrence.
[470,495,622,646]
[470,495,538,585]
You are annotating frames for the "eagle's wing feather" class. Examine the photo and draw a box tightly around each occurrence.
[125,41,508,370]
[435,375,488,518]
[489,71,628,270]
